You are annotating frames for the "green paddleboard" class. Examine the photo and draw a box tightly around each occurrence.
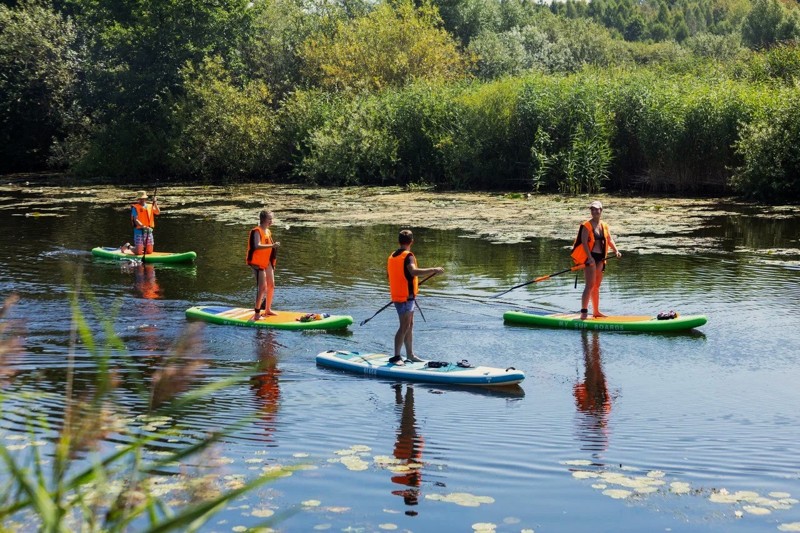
[504,310,707,332]
[92,247,197,264]
[186,306,353,331]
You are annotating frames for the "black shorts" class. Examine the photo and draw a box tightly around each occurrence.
[591,252,606,272]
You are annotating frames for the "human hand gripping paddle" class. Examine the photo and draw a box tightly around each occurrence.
[491,255,617,299]
[360,271,439,326]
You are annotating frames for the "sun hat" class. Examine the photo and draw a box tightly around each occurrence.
[135,191,148,200]
[589,200,603,209]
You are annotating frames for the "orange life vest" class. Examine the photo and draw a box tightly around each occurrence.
[570,220,609,265]
[246,226,276,268]
[131,202,157,229]
[388,249,418,303]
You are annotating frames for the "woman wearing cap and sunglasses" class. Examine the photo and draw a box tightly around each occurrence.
[570,201,621,320]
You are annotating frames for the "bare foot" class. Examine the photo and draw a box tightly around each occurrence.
[250,312,261,321]
[579,312,588,320]
[594,312,608,318]
[264,310,278,316]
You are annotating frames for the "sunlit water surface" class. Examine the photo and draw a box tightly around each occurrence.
[1,195,800,532]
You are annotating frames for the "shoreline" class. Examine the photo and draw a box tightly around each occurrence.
[1,175,792,256]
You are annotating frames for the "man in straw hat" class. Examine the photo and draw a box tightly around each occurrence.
[131,190,160,255]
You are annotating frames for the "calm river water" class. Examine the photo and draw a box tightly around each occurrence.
[1,190,800,532]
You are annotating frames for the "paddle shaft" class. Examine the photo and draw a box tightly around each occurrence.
[492,255,616,299]
[359,272,438,326]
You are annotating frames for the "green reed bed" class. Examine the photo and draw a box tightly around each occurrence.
[275,68,789,199]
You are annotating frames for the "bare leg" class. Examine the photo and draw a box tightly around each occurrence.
[592,267,606,318]
[252,269,267,320]
[264,265,277,315]
[403,312,415,358]
[394,311,414,357]
[581,265,596,319]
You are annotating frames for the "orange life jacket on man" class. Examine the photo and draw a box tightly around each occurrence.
[131,202,157,229]
[388,249,418,303]
[246,226,276,269]
[570,220,609,265]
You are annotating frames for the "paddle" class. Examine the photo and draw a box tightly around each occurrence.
[492,255,616,299]
[140,185,157,263]
[360,272,438,326]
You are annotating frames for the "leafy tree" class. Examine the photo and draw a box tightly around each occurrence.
[741,0,800,49]
[70,0,254,177]
[170,56,275,181]
[648,21,672,41]
[0,1,80,172]
[624,15,645,40]
[674,20,690,41]
[301,0,467,92]
[431,0,502,44]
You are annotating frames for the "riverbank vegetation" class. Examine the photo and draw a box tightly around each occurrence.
[1,0,799,201]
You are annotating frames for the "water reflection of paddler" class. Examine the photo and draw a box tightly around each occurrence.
[250,329,281,438]
[132,263,162,300]
[573,330,612,453]
[391,383,424,512]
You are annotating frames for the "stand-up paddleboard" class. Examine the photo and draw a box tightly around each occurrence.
[92,247,197,264]
[503,310,707,332]
[316,350,525,386]
[186,306,353,331]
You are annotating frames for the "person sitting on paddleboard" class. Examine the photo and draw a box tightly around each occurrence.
[387,229,444,366]
[570,200,621,320]
[246,210,280,320]
[131,191,160,255]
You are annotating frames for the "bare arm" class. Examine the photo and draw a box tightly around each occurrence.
[252,231,280,250]
[580,227,594,265]
[609,234,621,257]
[407,259,443,277]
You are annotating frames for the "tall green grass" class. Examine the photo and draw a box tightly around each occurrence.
[0,290,292,531]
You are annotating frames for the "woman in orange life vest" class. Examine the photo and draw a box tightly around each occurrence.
[570,200,621,320]
[387,229,444,366]
[130,191,160,255]
[246,210,281,320]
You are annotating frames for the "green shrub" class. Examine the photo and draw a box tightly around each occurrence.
[732,89,800,202]
[380,82,466,186]
[170,56,276,181]
[608,71,763,192]
[517,73,614,193]
[298,95,398,185]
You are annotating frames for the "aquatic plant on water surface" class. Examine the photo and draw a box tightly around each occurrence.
[0,289,295,532]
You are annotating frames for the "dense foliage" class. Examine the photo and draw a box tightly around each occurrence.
[2,0,800,200]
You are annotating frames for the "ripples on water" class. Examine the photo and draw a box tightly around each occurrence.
[2,205,800,531]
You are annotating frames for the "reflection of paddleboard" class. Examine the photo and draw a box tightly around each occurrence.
[92,247,197,263]
[503,310,707,332]
[186,306,353,331]
[316,350,525,386]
